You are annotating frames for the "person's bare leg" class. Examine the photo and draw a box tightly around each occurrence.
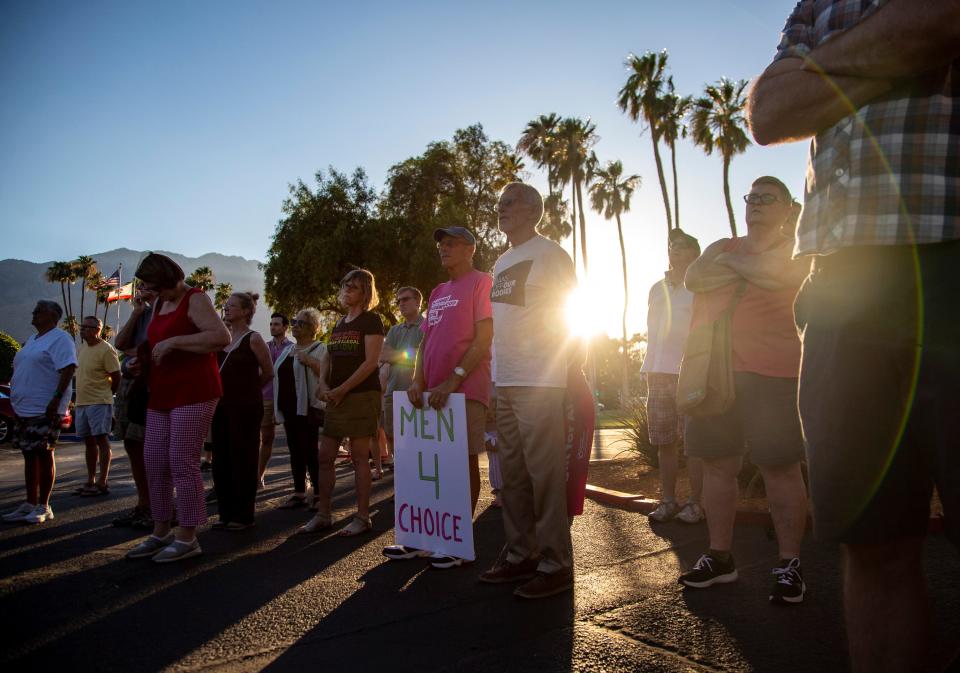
[315,436,339,516]
[702,455,742,551]
[369,435,382,474]
[469,454,480,514]
[83,435,97,487]
[844,537,930,673]
[687,456,704,502]
[658,443,679,501]
[759,462,807,558]
[24,454,39,505]
[37,450,56,506]
[124,438,150,509]
[95,434,112,489]
[350,437,373,519]
[258,423,275,483]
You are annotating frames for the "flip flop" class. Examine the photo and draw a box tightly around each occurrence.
[79,485,109,497]
[74,484,96,495]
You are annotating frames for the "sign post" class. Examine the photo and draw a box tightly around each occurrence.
[392,391,474,560]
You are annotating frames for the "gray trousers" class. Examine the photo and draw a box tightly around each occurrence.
[495,386,571,574]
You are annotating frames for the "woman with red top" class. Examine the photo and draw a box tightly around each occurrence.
[125,253,230,563]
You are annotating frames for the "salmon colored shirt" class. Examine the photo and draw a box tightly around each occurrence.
[689,238,802,379]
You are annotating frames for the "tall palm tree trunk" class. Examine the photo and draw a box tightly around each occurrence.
[59,282,68,318]
[670,140,680,229]
[575,177,589,272]
[722,154,738,237]
[615,213,630,402]
[570,181,578,269]
[650,133,673,235]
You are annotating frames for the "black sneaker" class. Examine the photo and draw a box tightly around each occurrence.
[113,506,149,528]
[678,553,739,588]
[769,558,805,604]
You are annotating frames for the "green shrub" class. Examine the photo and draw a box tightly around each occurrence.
[0,331,20,383]
[615,397,659,468]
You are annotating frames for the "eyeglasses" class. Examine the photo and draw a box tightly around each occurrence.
[397,296,416,304]
[290,319,311,327]
[341,283,362,292]
[743,193,782,206]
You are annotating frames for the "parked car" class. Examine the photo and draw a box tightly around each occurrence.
[0,384,73,444]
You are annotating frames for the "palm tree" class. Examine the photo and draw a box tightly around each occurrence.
[187,266,215,292]
[689,77,751,237]
[45,261,73,319]
[72,255,98,328]
[214,282,233,317]
[500,152,526,182]
[517,113,562,200]
[86,270,105,326]
[555,117,598,272]
[618,50,673,235]
[589,160,641,401]
[660,78,693,229]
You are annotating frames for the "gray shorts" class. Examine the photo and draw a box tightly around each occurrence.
[76,404,114,438]
[685,372,804,467]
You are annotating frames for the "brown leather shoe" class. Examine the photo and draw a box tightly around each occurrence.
[513,570,574,599]
[478,558,539,584]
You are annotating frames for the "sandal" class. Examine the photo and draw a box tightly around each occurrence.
[338,514,372,537]
[74,483,96,495]
[309,496,320,511]
[297,513,332,534]
[371,468,383,481]
[278,495,307,509]
[80,484,109,497]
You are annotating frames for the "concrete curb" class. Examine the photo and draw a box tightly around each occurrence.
[583,484,946,533]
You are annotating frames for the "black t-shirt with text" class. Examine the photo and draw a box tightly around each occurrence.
[327,311,385,394]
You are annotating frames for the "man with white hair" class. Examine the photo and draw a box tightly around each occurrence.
[480,182,579,599]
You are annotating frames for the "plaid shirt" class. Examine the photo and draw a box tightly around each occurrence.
[774,0,960,256]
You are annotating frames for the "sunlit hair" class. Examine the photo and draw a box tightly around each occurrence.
[396,286,423,305]
[501,182,544,226]
[230,291,259,325]
[339,268,379,311]
[296,307,322,332]
[752,175,792,203]
[134,252,185,290]
[36,300,63,320]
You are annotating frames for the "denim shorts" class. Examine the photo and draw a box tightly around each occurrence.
[796,241,960,546]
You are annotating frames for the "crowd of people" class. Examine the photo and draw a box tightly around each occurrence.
[3,2,958,664]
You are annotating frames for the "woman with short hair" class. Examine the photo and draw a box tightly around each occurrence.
[273,307,327,511]
[125,253,230,563]
[211,292,274,530]
[301,268,384,536]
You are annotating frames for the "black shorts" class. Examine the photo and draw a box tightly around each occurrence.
[685,372,804,467]
[796,240,960,546]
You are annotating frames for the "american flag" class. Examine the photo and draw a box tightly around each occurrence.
[99,268,121,288]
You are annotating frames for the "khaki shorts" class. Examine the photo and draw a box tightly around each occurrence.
[262,399,277,428]
[323,390,381,439]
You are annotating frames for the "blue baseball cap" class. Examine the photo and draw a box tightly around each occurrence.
[433,226,477,245]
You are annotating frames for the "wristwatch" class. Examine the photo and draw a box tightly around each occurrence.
[453,366,467,378]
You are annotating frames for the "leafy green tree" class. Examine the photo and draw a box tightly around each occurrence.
[619,50,673,235]
[45,261,75,321]
[72,255,98,334]
[0,330,19,383]
[689,77,751,237]
[590,159,641,400]
[61,315,79,337]
[214,282,233,316]
[660,78,693,229]
[186,266,215,292]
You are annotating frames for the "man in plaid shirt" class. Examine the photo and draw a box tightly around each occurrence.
[749,2,959,671]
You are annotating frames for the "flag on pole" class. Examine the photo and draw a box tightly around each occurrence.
[98,268,122,288]
[105,281,134,303]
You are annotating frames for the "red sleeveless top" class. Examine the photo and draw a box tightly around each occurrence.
[147,287,222,410]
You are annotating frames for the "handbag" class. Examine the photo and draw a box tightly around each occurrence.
[676,281,747,417]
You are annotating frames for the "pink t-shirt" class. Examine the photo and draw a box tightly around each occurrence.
[422,269,493,406]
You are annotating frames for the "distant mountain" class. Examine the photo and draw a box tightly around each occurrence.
[0,248,269,344]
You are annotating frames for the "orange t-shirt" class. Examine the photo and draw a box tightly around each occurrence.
[689,238,802,379]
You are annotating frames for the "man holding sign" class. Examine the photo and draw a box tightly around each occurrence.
[383,225,493,569]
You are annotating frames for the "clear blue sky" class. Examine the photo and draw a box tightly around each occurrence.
[1,0,808,334]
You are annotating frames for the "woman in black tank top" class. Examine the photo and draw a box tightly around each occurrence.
[211,293,274,529]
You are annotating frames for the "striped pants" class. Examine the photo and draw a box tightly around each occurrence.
[145,399,218,527]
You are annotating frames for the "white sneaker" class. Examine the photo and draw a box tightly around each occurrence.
[24,503,54,524]
[676,501,705,524]
[429,552,470,569]
[2,502,36,522]
[648,500,679,523]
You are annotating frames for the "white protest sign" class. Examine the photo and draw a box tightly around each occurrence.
[392,391,474,560]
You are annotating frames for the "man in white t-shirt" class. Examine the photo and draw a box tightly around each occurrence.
[642,229,704,524]
[479,182,579,599]
[3,301,77,525]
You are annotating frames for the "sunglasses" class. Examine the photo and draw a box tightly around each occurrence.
[743,193,782,206]
[290,319,311,327]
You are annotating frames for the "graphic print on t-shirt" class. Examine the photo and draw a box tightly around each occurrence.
[328,329,362,355]
[427,295,460,327]
[491,259,533,307]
